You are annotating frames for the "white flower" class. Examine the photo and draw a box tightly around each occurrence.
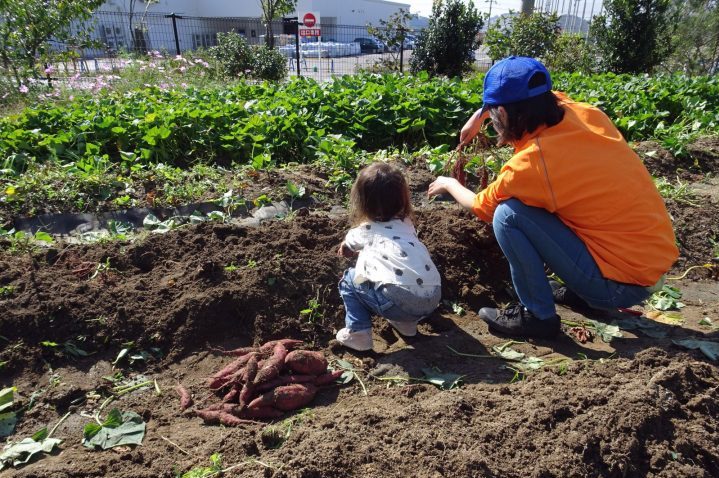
[19,84,29,94]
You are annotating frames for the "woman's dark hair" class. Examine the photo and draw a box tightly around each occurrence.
[488,72,565,144]
[349,162,412,225]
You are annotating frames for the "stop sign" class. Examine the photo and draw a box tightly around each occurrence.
[303,12,316,27]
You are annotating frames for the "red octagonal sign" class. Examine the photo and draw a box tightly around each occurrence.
[303,13,316,27]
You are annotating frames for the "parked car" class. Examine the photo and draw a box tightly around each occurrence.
[403,34,417,50]
[354,37,384,54]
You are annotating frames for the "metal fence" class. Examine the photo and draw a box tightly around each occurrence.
[56,11,492,80]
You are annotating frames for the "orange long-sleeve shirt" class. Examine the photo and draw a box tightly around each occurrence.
[472,92,678,286]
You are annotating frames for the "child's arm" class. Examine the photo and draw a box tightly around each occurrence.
[337,226,366,257]
[428,177,476,210]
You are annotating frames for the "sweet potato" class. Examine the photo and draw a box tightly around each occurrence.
[253,343,288,386]
[214,346,258,357]
[195,409,254,427]
[248,383,318,411]
[242,405,284,419]
[255,374,317,393]
[259,339,303,353]
[208,354,254,389]
[285,350,328,375]
[222,384,240,403]
[176,385,193,411]
[314,370,344,386]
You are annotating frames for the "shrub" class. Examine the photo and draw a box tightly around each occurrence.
[252,46,287,81]
[209,31,254,79]
[544,33,596,73]
[484,12,560,62]
[410,0,484,78]
[590,0,675,73]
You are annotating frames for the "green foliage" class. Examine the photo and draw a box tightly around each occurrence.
[259,0,297,49]
[210,31,254,79]
[544,33,596,73]
[410,0,484,77]
[82,409,146,450]
[646,284,685,310]
[484,12,560,62]
[181,453,223,478]
[664,0,719,74]
[252,46,288,81]
[590,0,675,73]
[0,0,104,86]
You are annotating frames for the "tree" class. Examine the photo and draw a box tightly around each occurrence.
[664,0,719,74]
[410,0,484,78]
[259,0,297,49]
[0,0,105,86]
[589,0,675,73]
[544,33,597,73]
[127,0,159,53]
[484,11,560,62]
[367,9,415,72]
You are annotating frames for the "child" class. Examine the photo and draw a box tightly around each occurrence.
[336,162,441,351]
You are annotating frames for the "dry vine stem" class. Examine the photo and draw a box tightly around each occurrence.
[452,131,493,189]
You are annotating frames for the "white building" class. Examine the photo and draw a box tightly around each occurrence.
[93,0,409,55]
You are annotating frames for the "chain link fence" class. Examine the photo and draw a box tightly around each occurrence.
[53,11,492,80]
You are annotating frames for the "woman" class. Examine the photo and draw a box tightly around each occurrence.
[428,56,678,339]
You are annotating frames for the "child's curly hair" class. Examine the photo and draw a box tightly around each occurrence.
[349,162,413,225]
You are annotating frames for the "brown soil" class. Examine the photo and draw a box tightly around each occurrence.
[1,157,718,478]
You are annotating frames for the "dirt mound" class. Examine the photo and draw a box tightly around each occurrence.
[634,140,715,180]
[259,348,718,478]
[666,197,719,272]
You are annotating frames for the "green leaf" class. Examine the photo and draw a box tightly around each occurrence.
[492,341,525,361]
[588,320,623,343]
[0,387,15,413]
[82,410,146,450]
[421,368,463,390]
[33,231,53,243]
[30,428,48,442]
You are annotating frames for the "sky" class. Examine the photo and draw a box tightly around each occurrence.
[403,0,604,19]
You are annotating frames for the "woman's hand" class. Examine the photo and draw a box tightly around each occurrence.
[427,176,459,197]
[428,176,478,211]
[457,108,491,151]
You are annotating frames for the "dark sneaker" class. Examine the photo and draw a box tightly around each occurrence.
[549,280,590,309]
[479,303,560,339]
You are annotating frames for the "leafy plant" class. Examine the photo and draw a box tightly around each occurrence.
[181,453,223,478]
[484,11,560,62]
[0,286,14,297]
[0,387,17,438]
[367,9,415,72]
[590,0,676,73]
[82,408,146,450]
[252,46,287,81]
[646,284,686,310]
[653,177,699,205]
[410,0,484,77]
[300,295,323,323]
[209,31,254,79]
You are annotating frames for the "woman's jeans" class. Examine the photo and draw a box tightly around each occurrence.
[493,199,652,320]
[339,268,426,332]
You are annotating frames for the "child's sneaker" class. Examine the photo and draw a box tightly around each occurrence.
[387,320,418,337]
[336,328,373,351]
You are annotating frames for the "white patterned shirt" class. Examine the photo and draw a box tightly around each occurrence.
[344,218,442,289]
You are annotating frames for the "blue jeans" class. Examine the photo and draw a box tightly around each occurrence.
[493,199,652,320]
[339,268,421,331]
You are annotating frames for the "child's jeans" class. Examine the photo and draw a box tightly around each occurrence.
[339,268,430,331]
[493,198,654,319]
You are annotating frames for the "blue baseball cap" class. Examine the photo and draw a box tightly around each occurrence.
[480,56,552,113]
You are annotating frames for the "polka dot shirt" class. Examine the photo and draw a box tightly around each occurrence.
[344,218,441,289]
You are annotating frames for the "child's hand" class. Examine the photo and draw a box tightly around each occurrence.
[337,243,357,258]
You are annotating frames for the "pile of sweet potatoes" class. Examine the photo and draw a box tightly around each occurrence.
[177,339,342,426]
